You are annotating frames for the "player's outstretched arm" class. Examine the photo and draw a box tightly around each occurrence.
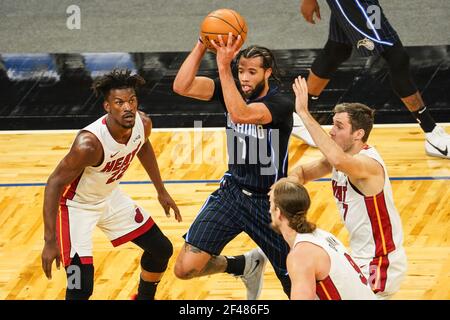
[293,76,383,181]
[289,156,332,185]
[137,112,182,222]
[41,132,102,279]
[173,39,215,101]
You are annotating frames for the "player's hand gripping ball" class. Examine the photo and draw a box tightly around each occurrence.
[200,8,248,52]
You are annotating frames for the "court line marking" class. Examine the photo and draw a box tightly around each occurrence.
[1,176,449,188]
[1,123,449,135]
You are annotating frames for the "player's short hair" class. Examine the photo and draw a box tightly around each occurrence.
[235,45,281,84]
[333,103,375,142]
[273,178,315,234]
[92,69,145,99]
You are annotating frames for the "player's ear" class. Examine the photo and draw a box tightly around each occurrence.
[354,128,365,141]
[103,101,110,113]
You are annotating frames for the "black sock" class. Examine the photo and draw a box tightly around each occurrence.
[137,278,159,300]
[225,255,245,276]
[412,106,436,133]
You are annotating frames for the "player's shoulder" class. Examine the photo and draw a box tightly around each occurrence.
[73,130,102,155]
[263,91,295,113]
[138,111,152,136]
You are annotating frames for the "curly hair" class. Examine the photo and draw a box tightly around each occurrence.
[273,178,315,234]
[92,69,145,98]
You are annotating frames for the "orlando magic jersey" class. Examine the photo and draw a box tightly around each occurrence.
[212,79,294,193]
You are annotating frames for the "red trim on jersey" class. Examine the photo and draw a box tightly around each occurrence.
[110,216,155,247]
[56,202,72,267]
[364,192,396,257]
[79,256,93,265]
[362,144,371,150]
[316,276,342,300]
[102,117,106,125]
[60,173,83,204]
[369,255,390,293]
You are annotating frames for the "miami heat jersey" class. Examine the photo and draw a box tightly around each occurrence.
[331,145,407,294]
[294,229,375,300]
[63,113,145,204]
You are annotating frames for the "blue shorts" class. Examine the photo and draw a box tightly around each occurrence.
[184,175,289,277]
[327,0,400,56]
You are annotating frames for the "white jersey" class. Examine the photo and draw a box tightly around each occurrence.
[331,145,407,295]
[62,113,146,205]
[294,229,375,300]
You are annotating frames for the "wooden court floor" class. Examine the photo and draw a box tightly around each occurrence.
[0,125,449,300]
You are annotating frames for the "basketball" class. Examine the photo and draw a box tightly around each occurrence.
[200,8,248,52]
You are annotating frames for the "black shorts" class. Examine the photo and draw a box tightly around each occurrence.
[326,0,400,56]
[184,174,289,277]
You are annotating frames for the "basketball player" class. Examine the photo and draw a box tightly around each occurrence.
[41,69,181,300]
[172,34,294,299]
[290,76,407,299]
[269,178,375,300]
[292,0,450,159]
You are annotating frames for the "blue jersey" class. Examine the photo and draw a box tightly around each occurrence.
[212,79,294,194]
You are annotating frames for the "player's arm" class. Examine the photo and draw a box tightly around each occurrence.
[293,76,381,180]
[173,40,215,101]
[137,112,181,222]
[289,156,332,185]
[42,131,102,279]
[287,244,318,300]
[300,0,321,24]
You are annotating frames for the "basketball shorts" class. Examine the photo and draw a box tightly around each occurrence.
[184,175,290,278]
[356,248,407,299]
[57,188,155,267]
[326,0,400,56]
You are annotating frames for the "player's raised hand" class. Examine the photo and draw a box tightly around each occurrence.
[158,190,182,222]
[41,240,61,279]
[211,32,243,67]
[292,76,310,115]
[300,0,321,24]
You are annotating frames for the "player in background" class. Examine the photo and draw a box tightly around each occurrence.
[292,0,450,160]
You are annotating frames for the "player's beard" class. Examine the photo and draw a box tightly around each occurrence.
[240,79,266,100]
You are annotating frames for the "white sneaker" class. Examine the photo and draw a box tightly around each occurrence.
[240,248,268,300]
[425,126,450,159]
[291,112,317,147]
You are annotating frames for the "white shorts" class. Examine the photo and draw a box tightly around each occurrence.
[56,188,154,267]
[356,248,407,299]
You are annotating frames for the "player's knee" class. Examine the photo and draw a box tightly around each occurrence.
[174,262,191,280]
[383,43,410,74]
[381,43,417,97]
[141,241,173,274]
[173,253,201,280]
[65,259,94,300]
[312,40,352,78]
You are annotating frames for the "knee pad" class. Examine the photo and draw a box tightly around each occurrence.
[311,40,353,79]
[381,42,417,97]
[133,224,173,272]
[65,255,94,300]
[141,248,171,273]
